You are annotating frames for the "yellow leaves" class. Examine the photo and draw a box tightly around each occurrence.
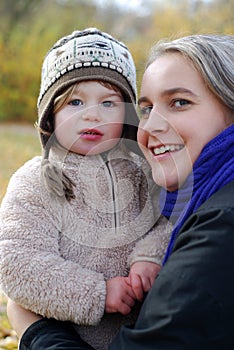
[0,335,18,350]
[0,123,40,344]
[0,124,41,201]
[0,0,233,123]
[0,293,18,350]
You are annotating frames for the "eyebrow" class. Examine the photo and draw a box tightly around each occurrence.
[161,87,198,98]
[138,87,198,105]
[138,96,149,105]
[72,91,123,100]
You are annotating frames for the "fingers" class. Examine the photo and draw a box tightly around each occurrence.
[130,273,144,301]
[117,288,136,315]
[124,276,136,298]
[122,291,135,308]
[140,275,152,293]
[105,276,135,315]
[117,299,133,315]
[129,262,161,299]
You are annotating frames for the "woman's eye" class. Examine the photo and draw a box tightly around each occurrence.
[68,99,83,106]
[173,99,190,108]
[138,106,152,119]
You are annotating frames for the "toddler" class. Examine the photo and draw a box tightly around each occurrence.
[0,28,170,350]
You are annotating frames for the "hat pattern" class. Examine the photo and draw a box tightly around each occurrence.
[38,28,136,106]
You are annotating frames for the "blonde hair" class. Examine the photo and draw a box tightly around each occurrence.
[147,34,234,113]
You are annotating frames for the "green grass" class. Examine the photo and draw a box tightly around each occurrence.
[0,123,41,349]
[0,123,41,202]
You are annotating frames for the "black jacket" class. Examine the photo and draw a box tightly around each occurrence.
[20,181,234,350]
[109,180,234,349]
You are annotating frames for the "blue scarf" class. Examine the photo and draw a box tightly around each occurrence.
[161,124,234,264]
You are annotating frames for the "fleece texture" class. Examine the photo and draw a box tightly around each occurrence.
[0,143,171,350]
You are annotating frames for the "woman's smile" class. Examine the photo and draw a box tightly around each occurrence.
[138,52,232,191]
[151,144,184,156]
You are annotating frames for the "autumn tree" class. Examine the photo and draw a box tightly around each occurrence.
[0,0,233,123]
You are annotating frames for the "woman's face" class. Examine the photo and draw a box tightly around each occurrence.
[138,53,232,192]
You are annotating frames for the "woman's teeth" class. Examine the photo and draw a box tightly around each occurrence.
[153,145,183,155]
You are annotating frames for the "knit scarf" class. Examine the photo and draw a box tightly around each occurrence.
[160,124,234,265]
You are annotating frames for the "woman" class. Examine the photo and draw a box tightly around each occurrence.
[7,34,234,349]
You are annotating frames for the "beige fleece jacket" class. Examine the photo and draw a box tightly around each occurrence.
[0,143,171,350]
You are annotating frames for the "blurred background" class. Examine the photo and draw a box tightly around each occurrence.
[0,0,233,348]
[0,0,233,125]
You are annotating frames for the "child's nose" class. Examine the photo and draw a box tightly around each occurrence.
[81,105,102,122]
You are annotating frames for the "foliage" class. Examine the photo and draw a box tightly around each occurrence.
[0,124,41,349]
[0,0,233,124]
[0,1,233,343]
[0,292,18,350]
[0,124,41,201]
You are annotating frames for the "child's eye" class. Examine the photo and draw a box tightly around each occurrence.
[102,101,114,108]
[138,106,152,119]
[68,99,83,106]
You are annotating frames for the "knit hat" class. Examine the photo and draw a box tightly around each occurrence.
[37,27,139,148]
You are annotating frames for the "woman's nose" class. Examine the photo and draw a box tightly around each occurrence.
[82,105,102,122]
[142,109,169,135]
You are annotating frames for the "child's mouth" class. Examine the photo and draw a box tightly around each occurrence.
[80,129,103,140]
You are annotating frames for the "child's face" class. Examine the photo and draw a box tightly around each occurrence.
[54,81,125,155]
[138,52,232,192]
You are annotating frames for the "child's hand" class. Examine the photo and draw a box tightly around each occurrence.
[105,276,135,315]
[129,261,161,301]
[7,299,42,339]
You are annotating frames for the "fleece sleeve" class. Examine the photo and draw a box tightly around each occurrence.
[128,215,172,266]
[0,158,106,326]
[128,158,172,267]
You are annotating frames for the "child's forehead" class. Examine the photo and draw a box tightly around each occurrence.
[73,80,122,94]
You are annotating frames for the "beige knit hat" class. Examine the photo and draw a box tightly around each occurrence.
[37,27,139,148]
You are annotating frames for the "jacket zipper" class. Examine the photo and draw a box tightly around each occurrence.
[105,160,118,230]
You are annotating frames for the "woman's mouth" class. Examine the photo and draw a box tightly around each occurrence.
[152,144,184,155]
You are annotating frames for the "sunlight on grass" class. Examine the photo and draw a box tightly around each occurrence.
[0,124,41,202]
[0,293,18,350]
[0,123,41,349]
